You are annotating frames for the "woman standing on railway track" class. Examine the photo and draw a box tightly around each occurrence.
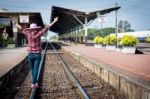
[12,17,58,89]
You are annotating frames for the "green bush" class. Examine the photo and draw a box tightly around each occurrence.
[146,36,150,43]
[105,35,117,45]
[94,36,99,44]
[120,35,138,46]
[94,36,104,44]
[7,37,15,44]
[97,37,104,44]
[0,35,3,46]
[0,35,8,46]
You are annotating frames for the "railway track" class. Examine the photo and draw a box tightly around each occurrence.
[34,50,81,98]
[2,41,126,99]
[14,41,89,99]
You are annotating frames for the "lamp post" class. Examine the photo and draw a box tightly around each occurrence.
[115,3,118,48]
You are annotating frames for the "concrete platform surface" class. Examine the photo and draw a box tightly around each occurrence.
[61,44,150,82]
[0,47,28,77]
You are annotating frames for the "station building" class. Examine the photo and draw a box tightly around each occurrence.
[0,10,44,47]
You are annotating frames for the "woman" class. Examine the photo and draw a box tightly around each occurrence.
[13,17,58,89]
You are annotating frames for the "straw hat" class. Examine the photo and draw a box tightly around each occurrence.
[27,23,41,29]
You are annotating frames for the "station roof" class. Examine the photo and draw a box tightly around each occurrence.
[0,12,44,27]
[50,6,121,34]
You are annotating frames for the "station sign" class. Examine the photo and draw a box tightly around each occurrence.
[97,15,107,23]
[19,15,29,23]
[96,12,107,23]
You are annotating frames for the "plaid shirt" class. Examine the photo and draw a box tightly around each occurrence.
[21,26,49,53]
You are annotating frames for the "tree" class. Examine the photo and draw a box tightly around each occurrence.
[118,20,134,33]
[87,27,115,40]
[118,20,123,32]
[50,35,58,41]
[88,28,99,39]
[99,27,115,36]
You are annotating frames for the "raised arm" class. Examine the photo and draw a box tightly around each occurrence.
[12,21,22,30]
[48,17,58,28]
[41,17,58,33]
[34,17,58,38]
[11,19,28,35]
[10,17,22,30]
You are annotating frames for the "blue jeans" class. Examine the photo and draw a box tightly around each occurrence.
[28,53,41,84]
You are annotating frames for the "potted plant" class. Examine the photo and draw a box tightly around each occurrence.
[7,37,15,48]
[120,35,139,54]
[94,36,104,48]
[146,36,150,43]
[105,35,117,51]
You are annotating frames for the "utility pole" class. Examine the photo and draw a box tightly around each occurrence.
[101,20,103,35]
[122,20,124,33]
[115,3,118,48]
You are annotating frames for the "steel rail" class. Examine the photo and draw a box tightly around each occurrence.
[49,41,90,99]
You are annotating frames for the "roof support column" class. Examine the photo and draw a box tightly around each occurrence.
[69,30,71,41]
[11,15,19,47]
[71,29,73,43]
[78,26,81,43]
[75,27,78,43]
[72,14,87,44]
[80,25,84,43]
[84,16,88,45]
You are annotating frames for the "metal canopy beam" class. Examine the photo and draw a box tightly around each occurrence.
[72,14,84,26]
[50,6,121,34]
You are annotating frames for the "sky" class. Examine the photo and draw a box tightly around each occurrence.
[0,0,150,37]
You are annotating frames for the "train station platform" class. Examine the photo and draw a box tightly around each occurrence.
[0,47,28,78]
[61,43,150,81]
[59,42,150,98]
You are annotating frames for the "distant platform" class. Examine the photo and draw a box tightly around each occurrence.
[0,47,28,77]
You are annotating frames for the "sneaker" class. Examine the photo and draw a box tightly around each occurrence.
[35,83,39,88]
[31,84,36,89]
